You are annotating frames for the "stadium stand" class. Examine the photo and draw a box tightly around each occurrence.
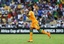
[0,0,64,28]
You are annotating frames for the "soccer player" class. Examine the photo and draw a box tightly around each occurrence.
[25,6,51,42]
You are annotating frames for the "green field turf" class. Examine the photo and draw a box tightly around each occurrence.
[0,34,64,44]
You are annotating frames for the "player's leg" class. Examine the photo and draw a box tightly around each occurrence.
[35,24,51,38]
[38,29,51,38]
[28,23,33,42]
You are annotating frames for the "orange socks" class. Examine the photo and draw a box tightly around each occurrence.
[41,30,48,35]
[30,32,33,40]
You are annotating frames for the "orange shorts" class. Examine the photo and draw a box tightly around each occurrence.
[30,21,40,30]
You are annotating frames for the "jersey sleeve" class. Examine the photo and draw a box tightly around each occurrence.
[28,11,32,16]
[29,11,34,16]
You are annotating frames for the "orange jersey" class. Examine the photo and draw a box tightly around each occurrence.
[28,11,38,22]
[28,11,40,29]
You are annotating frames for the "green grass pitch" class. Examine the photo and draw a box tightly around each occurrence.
[0,34,64,44]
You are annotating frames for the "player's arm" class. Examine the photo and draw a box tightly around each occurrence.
[25,11,31,17]
[25,14,30,17]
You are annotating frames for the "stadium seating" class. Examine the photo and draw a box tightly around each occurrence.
[0,0,64,28]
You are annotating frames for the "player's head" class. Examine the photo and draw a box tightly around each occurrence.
[28,5,33,11]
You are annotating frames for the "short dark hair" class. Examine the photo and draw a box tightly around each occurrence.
[28,5,33,11]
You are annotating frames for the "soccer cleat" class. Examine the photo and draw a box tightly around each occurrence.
[47,32,51,38]
[28,40,33,42]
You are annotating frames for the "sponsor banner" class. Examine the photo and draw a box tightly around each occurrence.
[56,29,64,33]
[0,29,64,33]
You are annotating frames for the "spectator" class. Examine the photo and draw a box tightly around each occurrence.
[0,0,64,28]
[18,17,24,28]
[57,8,63,18]
[37,6,43,20]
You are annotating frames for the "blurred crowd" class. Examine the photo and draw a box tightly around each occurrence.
[0,0,64,28]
